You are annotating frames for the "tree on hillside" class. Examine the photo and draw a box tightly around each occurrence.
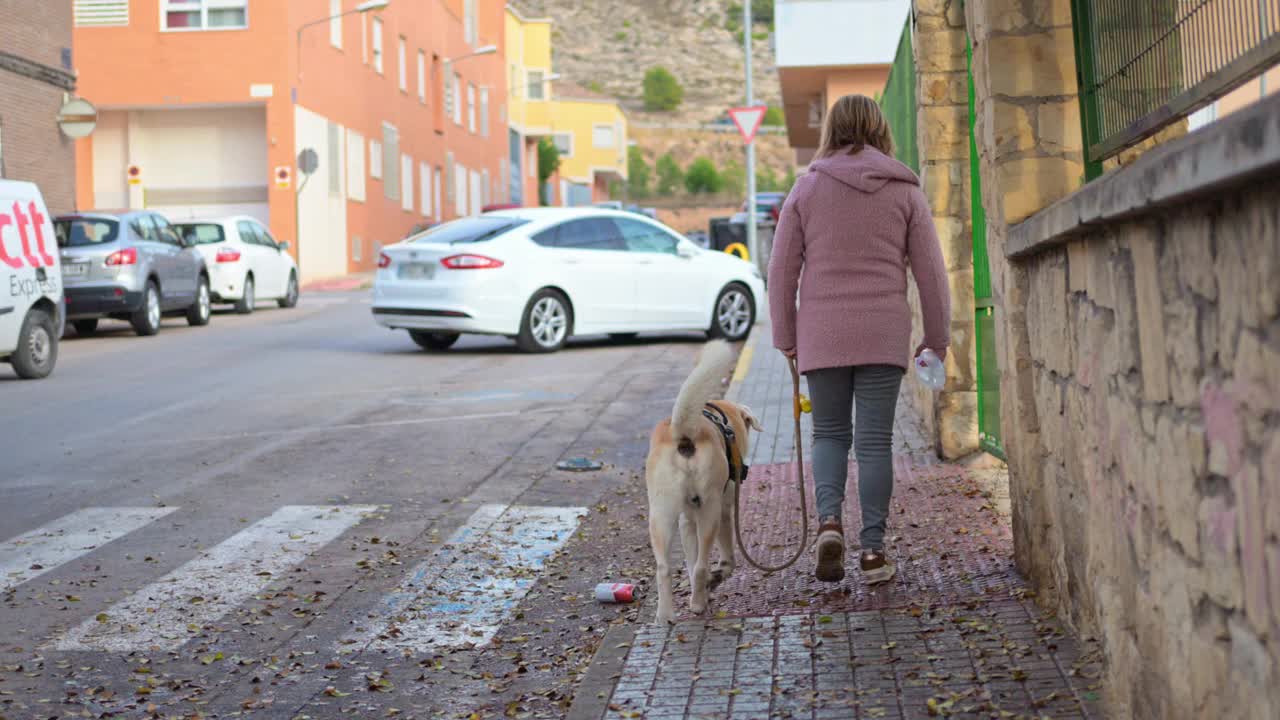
[655,153,683,196]
[537,137,561,206]
[684,158,723,194]
[720,160,746,194]
[642,67,684,112]
[627,146,651,199]
[756,165,780,192]
[763,106,784,125]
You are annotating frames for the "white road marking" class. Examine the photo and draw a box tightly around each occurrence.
[0,507,177,593]
[347,503,586,652]
[54,505,375,652]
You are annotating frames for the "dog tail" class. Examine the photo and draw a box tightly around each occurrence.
[671,340,735,450]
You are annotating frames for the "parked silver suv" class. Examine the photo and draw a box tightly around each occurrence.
[54,211,212,336]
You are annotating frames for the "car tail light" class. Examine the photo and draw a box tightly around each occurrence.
[105,247,137,266]
[215,247,241,263]
[441,254,504,270]
[378,252,392,269]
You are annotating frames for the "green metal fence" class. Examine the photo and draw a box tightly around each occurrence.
[1071,0,1280,177]
[968,30,1003,459]
[880,19,919,173]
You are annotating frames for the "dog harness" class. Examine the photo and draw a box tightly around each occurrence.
[703,403,748,488]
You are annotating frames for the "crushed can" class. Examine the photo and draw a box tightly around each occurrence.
[595,583,636,603]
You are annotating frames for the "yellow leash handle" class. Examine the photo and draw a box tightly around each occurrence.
[733,354,811,574]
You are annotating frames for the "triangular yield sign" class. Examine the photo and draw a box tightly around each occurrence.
[728,105,767,144]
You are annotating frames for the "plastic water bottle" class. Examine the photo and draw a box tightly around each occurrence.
[915,349,946,391]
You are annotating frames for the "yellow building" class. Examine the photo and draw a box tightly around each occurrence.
[505,4,627,206]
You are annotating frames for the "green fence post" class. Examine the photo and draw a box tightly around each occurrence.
[1069,0,1104,181]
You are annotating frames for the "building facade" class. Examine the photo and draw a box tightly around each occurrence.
[73,0,508,281]
[0,2,77,214]
[505,5,626,207]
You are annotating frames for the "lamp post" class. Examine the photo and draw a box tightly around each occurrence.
[293,0,388,279]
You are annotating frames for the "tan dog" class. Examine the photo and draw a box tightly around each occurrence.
[645,340,761,624]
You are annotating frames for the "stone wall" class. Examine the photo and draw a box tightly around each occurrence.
[906,0,979,460]
[966,0,1280,715]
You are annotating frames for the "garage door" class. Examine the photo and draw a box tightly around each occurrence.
[92,107,269,223]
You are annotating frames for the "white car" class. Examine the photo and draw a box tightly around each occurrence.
[372,207,764,353]
[1,180,62,379]
[174,216,299,313]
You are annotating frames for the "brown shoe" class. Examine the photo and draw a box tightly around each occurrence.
[815,517,845,582]
[860,549,896,585]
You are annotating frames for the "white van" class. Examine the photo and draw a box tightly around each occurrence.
[0,180,63,379]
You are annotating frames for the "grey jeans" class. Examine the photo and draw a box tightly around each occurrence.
[805,364,904,550]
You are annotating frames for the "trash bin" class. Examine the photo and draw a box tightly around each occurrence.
[709,217,745,253]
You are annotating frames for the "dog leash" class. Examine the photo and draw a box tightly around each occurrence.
[733,355,810,573]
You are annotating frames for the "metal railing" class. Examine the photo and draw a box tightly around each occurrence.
[1072,0,1280,177]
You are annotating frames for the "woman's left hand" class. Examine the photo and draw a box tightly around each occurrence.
[781,347,797,360]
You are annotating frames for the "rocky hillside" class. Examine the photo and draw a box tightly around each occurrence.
[518,0,782,124]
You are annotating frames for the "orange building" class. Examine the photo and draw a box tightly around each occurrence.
[73,0,508,281]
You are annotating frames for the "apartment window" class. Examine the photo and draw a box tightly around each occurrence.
[417,50,426,103]
[351,236,362,262]
[371,17,384,73]
[329,0,342,48]
[75,0,129,27]
[526,70,545,100]
[433,167,442,221]
[452,73,463,125]
[455,163,469,217]
[592,124,616,149]
[432,56,445,131]
[361,13,368,63]
[383,123,400,201]
[481,168,491,207]
[327,121,342,195]
[467,83,477,134]
[401,154,413,211]
[463,0,478,46]
[552,132,573,158]
[398,37,407,92]
[162,0,247,30]
[370,139,383,179]
[346,129,366,201]
[445,152,455,202]
[419,161,431,217]
[479,87,490,138]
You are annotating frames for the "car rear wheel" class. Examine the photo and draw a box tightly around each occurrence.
[409,330,460,351]
[73,319,99,336]
[709,283,754,342]
[278,272,299,309]
[187,276,211,326]
[11,308,57,379]
[235,276,255,314]
[131,281,162,336]
[517,289,571,353]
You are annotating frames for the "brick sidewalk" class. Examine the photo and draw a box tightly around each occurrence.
[568,325,1107,720]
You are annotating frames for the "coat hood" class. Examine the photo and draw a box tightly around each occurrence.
[808,147,919,193]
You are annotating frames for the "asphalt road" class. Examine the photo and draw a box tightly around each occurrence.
[0,291,709,719]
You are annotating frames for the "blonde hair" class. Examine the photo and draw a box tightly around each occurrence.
[815,94,895,160]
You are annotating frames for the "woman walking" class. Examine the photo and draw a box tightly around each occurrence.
[768,94,951,584]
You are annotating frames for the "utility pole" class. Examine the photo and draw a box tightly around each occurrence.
[743,0,758,269]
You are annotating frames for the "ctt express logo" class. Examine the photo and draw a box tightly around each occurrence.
[0,202,56,270]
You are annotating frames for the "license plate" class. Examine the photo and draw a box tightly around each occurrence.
[63,263,88,277]
[398,262,435,280]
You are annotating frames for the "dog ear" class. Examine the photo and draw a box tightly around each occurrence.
[738,404,763,431]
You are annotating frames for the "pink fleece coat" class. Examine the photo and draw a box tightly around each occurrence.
[767,147,951,373]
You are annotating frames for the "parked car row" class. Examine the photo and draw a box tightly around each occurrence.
[2,179,299,380]
[372,207,764,353]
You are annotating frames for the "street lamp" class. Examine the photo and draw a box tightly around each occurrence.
[297,0,390,82]
[445,45,498,63]
[293,0,389,277]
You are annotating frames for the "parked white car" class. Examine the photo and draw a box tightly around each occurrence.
[174,216,299,313]
[372,207,764,352]
[0,180,62,379]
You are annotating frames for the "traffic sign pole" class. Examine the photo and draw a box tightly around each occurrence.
[744,0,757,270]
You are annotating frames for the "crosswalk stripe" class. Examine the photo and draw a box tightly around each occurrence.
[347,503,586,652]
[0,508,177,593]
[53,505,376,652]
